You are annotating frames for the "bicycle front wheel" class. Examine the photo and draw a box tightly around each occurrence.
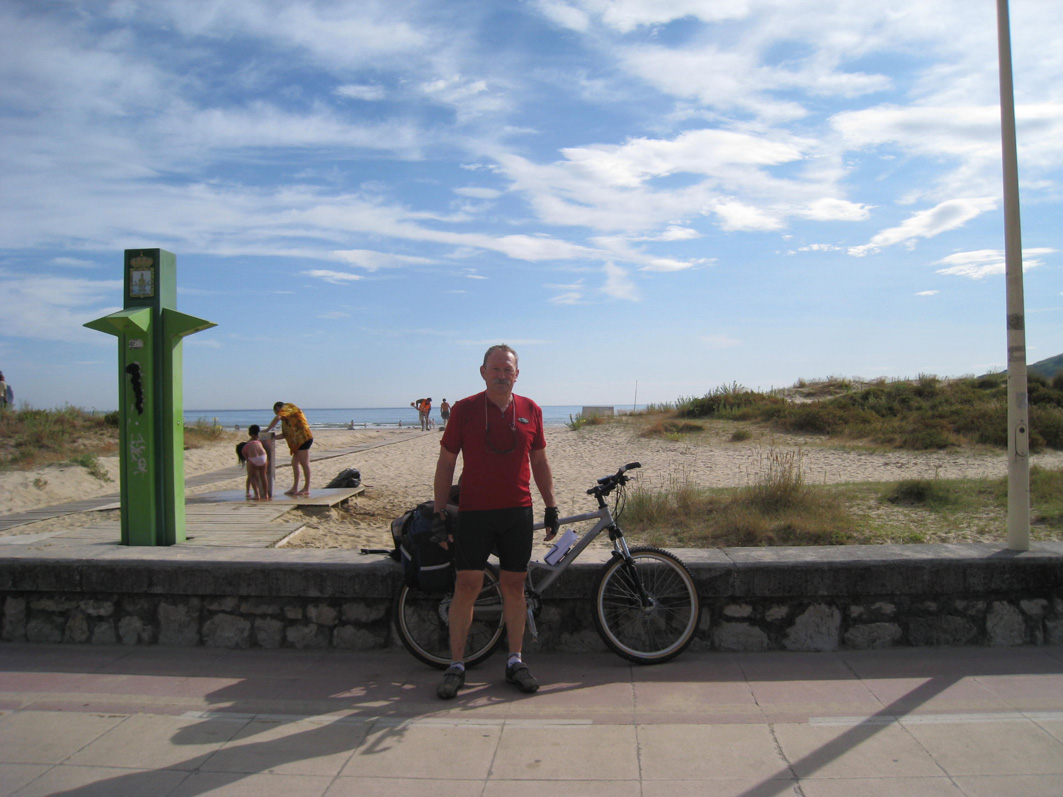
[593,546,700,664]
[394,569,505,669]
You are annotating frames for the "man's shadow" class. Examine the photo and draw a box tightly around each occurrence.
[42,647,564,796]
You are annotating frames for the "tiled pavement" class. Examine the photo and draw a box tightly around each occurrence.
[1,643,1061,795]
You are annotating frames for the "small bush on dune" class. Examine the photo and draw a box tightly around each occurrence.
[678,383,785,420]
[639,420,704,439]
[882,479,957,510]
[0,406,119,470]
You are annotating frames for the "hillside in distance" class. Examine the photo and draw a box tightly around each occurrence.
[1030,352,1063,380]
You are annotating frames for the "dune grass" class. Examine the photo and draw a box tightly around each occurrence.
[622,459,1063,548]
[0,405,229,472]
[617,372,1063,547]
[653,372,1063,451]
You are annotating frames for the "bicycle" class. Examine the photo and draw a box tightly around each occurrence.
[394,462,701,668]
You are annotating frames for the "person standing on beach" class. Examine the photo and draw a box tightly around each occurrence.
[265,401,313,496]
[420,397,432,430]
[432,344,559,699]
[439,398,450,427]
[239,425,270,501]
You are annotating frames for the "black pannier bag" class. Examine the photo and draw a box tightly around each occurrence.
[391,501,455,592]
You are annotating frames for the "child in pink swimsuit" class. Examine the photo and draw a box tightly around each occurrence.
[239,425,270,500]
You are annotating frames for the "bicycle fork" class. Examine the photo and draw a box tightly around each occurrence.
[613,534,654,608]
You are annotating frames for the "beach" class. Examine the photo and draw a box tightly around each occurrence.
[3,422,1062,551]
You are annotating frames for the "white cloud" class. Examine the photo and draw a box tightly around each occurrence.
[833,105,1003,160]
[639,257,706,273]
[933,247,1054,279]
[1,274,123,343]
[794,243,842,253]
[644,225,701,242]
[335,84,387,101]
[532,0,591,31]
[547,282,585,305]
[916,290,939,296]
[574,0,749,33]
[798,198,871,222]
[848,197,997,256]
[601,262,639,301]
[560,129,804,188]
[331,250,434,271]
[302,269,363,284]
[454,186,502,200]
[153,1,428,68]
[713,199,783,232]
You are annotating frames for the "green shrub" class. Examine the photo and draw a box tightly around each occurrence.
[882,479,956,510]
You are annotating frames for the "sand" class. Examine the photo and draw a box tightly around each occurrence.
[3,422,1062,551]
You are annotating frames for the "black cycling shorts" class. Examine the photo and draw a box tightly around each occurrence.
[453,506,533,573]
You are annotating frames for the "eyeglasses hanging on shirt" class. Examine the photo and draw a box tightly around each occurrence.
[484,395,518,454]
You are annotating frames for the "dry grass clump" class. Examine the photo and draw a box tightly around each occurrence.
[639,420,704,439]
[619,446,1063,548]
[0,406,118,471]
[623,450,857,547]
[0,406,231,472]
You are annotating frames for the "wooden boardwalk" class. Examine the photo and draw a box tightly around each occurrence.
[0,487,363,549]
[0,430,427,547]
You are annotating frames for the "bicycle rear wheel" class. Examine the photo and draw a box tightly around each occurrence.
[593,546,700,664]
[394,569,505,669]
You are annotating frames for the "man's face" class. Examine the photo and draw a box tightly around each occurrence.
[481,350,519,394]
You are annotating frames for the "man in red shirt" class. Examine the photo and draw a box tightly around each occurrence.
[432,344,559,699]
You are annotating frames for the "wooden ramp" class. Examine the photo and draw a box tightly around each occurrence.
[0,487,362,549]
[0,496,120,533]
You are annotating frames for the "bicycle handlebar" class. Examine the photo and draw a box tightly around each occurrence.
[588,461,641,496]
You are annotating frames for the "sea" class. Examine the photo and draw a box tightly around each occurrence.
[184,404,643,431]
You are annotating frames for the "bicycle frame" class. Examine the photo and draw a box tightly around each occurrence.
[528,504,629,595]
[395,461,700,668]
[523,489,636,641]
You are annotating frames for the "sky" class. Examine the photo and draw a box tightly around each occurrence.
[1,0,1061,412]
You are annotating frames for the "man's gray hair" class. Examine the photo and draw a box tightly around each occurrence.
[482,344,518,368]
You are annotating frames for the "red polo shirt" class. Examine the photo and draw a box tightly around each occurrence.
[440,391,546,511]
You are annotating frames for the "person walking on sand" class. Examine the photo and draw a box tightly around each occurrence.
[265,401,313,496]
[432,344,559,700]
[439,398,450,427]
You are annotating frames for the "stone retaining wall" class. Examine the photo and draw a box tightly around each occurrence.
[1,543,1061,652]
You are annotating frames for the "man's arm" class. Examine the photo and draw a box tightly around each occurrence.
[433,446,459,514]
[529,447,557,509]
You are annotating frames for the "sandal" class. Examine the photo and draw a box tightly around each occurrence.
[505,661,539,693]
[437,665,465,700]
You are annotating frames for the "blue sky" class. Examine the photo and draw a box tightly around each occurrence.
[1,0,1060,412]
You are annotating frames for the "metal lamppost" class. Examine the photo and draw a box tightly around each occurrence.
[995,0,1031,551]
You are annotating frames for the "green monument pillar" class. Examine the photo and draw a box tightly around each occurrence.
[85,249,216,546]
